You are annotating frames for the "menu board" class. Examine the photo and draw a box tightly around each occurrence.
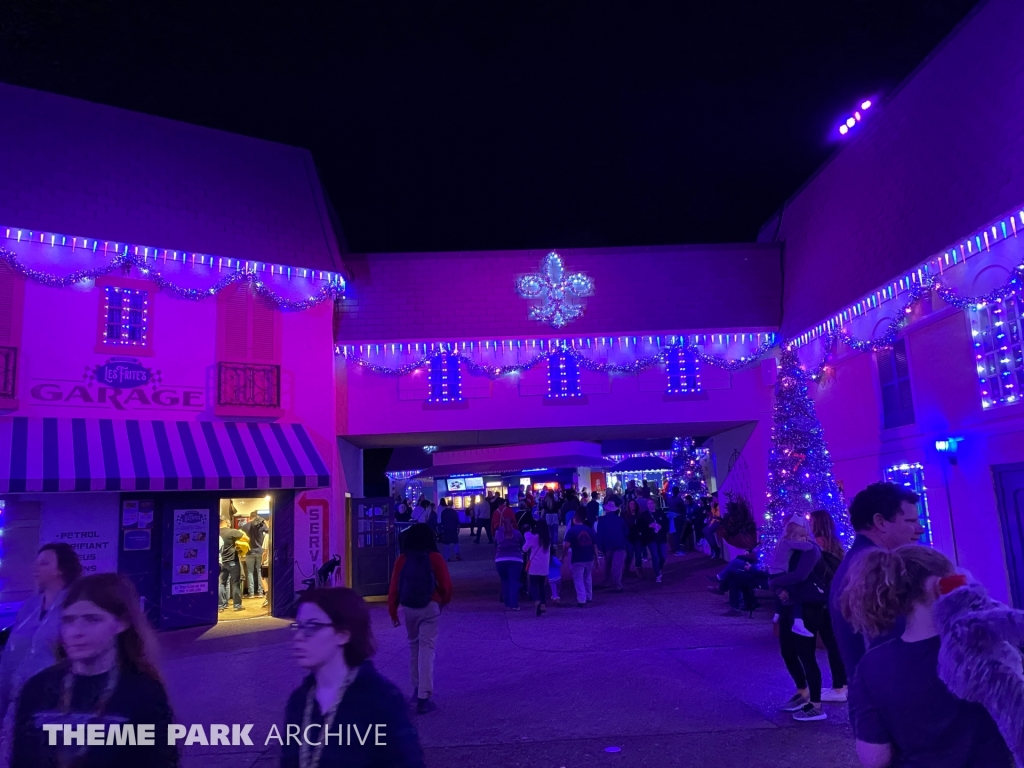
[171,508,210,594]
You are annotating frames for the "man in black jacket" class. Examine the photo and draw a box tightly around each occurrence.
[241,511,268,598]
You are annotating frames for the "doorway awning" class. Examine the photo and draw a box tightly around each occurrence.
[412,454,614,480]
[0,417,330,493]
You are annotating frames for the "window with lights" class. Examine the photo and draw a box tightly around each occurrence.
[665,346,701,394]
[546,351,581,399]
[883,463,932,546]
[102,286,149,348]
[426,353,464,403]
[969,296,1024,408]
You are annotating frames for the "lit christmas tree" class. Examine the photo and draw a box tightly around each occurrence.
[763,347,854,562]
[671,437,708,497]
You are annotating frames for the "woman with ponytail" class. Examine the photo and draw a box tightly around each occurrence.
[840,545,1009,768]
[11,573,178,768]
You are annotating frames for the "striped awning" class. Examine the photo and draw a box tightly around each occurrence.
[0,417,331,493]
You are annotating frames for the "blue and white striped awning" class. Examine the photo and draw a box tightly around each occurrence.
[0,417,331,493]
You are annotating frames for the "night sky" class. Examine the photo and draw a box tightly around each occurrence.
[1,0,979,254]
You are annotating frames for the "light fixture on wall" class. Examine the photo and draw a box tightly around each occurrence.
[935,437,964,464]
[838,99,873,136]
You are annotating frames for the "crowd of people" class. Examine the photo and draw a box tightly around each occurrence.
[0,478,1021,768]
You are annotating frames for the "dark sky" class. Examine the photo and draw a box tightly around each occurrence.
[1,0,979,254]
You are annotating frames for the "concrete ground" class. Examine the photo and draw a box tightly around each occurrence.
[160,533,860,768]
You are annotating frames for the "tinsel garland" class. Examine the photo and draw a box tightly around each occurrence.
[793,261,1024,381]
[340,337,777,378]
[0,246,344,311]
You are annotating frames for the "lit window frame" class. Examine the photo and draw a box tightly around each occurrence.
[883,462,933,546]
[968,295,1024,409]
[95,277,155,356]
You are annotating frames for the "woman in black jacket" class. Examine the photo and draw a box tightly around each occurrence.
[12,573,178,768]
[282,588,425,768]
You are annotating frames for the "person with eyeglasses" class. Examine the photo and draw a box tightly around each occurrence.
[282,588,424,768]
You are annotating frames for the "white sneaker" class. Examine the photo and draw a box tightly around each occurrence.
[772,613,780,624]
[655,575,663,583]
[792,618,814,638]
[821,688,848,703]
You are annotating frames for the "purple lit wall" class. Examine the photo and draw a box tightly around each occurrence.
[0,84,344,272]
[772,0,1024,337]
[336,243,781,342]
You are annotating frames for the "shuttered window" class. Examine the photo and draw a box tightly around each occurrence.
[0,263,15,345]
[220,283,277,363]
[877,339,915,429]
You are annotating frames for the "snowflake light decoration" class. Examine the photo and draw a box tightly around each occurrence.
[516,252,595,328]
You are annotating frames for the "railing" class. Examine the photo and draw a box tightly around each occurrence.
[0,347,16,398]
[217,362,280,408]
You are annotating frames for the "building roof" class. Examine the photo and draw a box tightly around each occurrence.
[0,84,345,274]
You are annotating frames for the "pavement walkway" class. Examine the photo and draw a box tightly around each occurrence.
[159,533,860,768]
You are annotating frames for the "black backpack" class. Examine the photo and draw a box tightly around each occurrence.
[398,551,436,609]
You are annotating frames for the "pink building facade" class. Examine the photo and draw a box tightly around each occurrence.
[0,0,1023,624]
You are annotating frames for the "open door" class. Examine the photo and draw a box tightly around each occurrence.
[349,497,394,598]
[994,462,1024,608]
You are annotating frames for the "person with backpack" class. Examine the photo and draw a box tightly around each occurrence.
[810,509,848,704]
[563,510,597,606]
[387,523,453,715]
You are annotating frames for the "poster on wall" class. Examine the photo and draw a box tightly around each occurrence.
[122,500,155,551]
[293,492,331,591]
[590,472,607,493]
[39,499,119,575]
[170,508,210,595]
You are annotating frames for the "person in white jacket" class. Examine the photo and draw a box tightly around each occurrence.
[523,523,552,617]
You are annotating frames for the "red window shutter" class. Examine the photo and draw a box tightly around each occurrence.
[0,263,15,345]
[250,293,276,361]
[223,283,250,361]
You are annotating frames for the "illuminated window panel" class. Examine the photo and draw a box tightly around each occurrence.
[546,351,581,399]
[666,346,701,394]
[103,286,149,347]
[426,353,463,403]
[883,463,932,546]
[969,295,1024,409]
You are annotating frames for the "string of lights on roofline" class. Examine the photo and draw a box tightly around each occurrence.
[1,226,345,311]
[790,209,1024,348]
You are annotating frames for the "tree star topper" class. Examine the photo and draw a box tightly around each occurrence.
[516,252,595,328]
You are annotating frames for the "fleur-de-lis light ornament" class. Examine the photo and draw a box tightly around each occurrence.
[515,252,595,328]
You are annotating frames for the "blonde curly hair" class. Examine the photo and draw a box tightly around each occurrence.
[840,545,954,639]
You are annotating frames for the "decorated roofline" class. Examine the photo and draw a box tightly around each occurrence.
[1,225,345,311]
[790,206,1024,348]
[336,333,779,377]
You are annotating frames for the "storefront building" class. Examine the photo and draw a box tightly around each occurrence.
[0,83,348,628]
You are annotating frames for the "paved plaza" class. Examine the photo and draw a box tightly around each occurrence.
[160,536,860,768]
